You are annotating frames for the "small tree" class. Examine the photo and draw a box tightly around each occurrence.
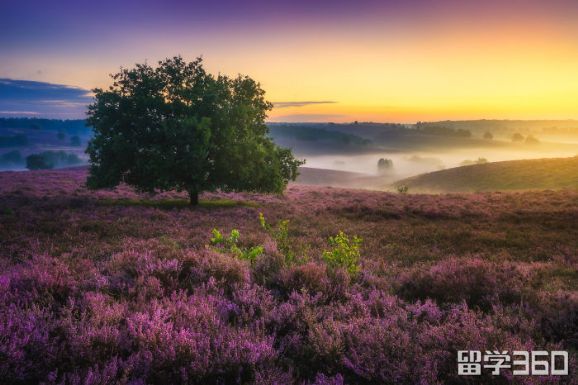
[396,184,409,194]
[511,133,524,142]
[322,231,362,277]
[483,132,493,140]
[377,158,393,173]
[86,56,303,204]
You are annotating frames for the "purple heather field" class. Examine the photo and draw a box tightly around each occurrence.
[0,167,576,384]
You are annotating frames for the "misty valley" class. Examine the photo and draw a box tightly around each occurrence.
[2,117,577,193]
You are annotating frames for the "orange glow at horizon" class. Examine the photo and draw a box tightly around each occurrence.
[4,3,578,123]
[262,21,578,122]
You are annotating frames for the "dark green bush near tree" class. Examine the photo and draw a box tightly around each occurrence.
[86,56,303,205]
[26,151,82,170]
[26,154,53,170]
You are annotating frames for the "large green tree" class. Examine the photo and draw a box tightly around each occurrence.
[86,56,303,204]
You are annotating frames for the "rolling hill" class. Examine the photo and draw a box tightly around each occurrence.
[394,156,578,192]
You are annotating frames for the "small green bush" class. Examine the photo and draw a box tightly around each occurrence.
[259,212,294,264]
[210,228,263,263]
[322,231,361,277]
[396,185,409,194]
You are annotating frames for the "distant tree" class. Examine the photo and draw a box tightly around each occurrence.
[57,130,66,140]
[70,135,82,147]
[377,158,393,172]
[26,154,54,170]
[87,56,303,205]
[396,184,409,194]
[511,133,524,142]
[26,151,82,170]
[483,132,493,140]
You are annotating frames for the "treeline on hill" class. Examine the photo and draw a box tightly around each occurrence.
[269,121,475,142]
[4,117,577,140]
[268,122,488,154]
[418,119,578,135]
[414,122,472,137]
[269,124,371,146]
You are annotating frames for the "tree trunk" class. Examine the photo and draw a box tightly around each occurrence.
[189,190,199,206]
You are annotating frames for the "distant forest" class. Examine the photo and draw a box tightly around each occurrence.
[4,117,577,139]
[416,119,578,135]
[2,118,577,164]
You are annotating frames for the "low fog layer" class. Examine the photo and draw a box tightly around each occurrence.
[274,121,578,189]
[2,118,578,190]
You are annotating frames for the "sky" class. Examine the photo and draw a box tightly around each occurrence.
[1,0,578,122]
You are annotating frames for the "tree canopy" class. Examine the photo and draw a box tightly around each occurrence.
[86,56,303,204]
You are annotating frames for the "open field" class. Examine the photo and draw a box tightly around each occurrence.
[395,156,578,193]
[0,168,577,384]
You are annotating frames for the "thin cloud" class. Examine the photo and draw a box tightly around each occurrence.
[273,101,337,108]
[0,111,39,115]
[0,78,92,118]
[269,113,347,123]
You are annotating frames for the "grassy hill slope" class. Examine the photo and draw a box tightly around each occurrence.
[394,156,578,192]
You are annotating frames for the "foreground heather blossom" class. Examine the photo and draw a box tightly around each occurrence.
[0,168,576,384]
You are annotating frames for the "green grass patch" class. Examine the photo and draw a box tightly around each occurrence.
[99,198,258,209]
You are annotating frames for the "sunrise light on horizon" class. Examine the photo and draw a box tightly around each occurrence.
[2,0,578,122]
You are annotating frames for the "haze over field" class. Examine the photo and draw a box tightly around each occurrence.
[2,118,578,192]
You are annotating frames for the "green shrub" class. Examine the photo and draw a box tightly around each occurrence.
[259,212,294,264]
[26,151,82,170]
[210,228,263,263]
[396,184,409,194]
[322,231,361,277]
